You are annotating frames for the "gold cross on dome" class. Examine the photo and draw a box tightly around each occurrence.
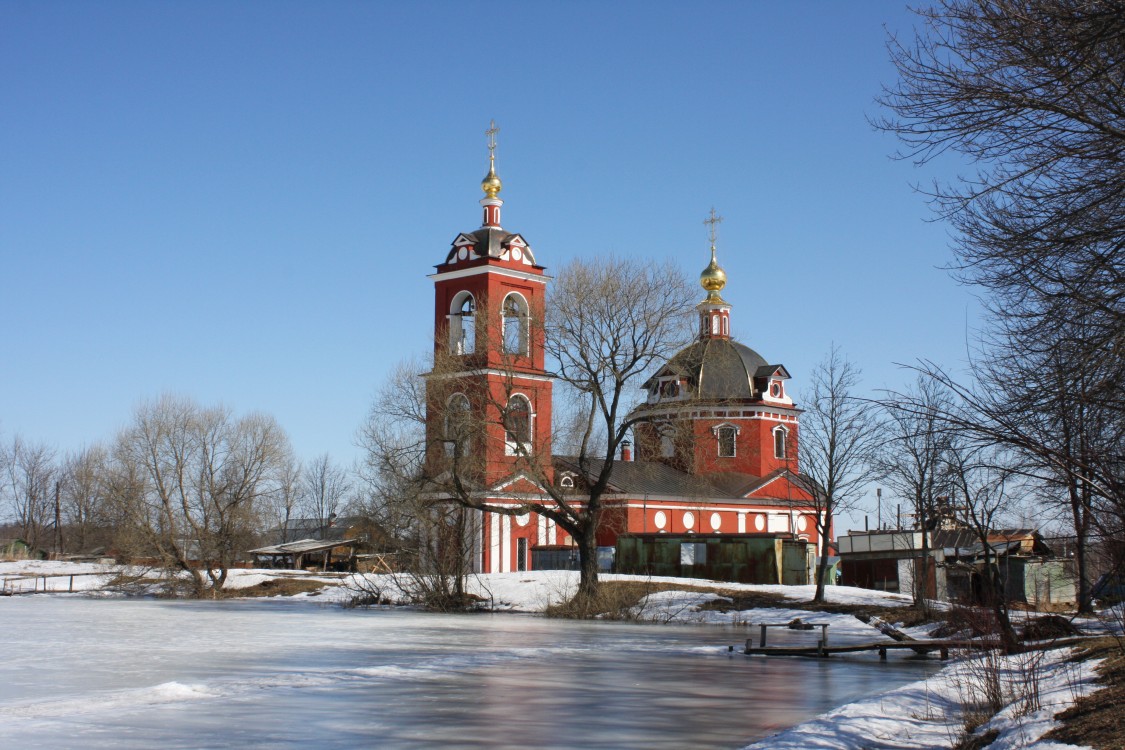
[704,207,723,246]
[486,119,499,159]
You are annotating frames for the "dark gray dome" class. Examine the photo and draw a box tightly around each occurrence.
[663,339,769,401]
[443,227,536,265]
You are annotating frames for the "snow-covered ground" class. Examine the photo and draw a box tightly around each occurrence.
[743,646,1103,750]
[1,561,1115,749]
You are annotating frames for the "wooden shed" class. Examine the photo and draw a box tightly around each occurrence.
[248,538,364,572]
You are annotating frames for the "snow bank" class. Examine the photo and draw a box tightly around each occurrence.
[744,648,1102,750]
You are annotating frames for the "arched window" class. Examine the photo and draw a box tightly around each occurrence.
[773,425,788,459]
[714,423,738,457]
[449,292,475,354]
[559,473,575,489]
[660,433,676,458]
[658,422,677,458]
[502,293,529,355]
[444,393,471,457]
[659,379,680,399]
[504,394,532,454]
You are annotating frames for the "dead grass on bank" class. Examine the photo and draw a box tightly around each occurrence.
[952,728,1001,750]
[230,578,338,598]
[544,580,943,625]
[546,580,791,620]
[1043,637,1125,750]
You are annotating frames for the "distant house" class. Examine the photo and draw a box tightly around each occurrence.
[837,528,1075,608]
[0,539,47,560]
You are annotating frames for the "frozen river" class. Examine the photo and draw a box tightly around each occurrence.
[0,596,940,749]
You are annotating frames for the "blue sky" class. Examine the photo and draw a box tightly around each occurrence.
[1,2,977,523]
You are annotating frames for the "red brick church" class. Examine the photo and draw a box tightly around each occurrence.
[425,132,822,574]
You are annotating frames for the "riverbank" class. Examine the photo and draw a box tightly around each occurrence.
[3,560,1119,749]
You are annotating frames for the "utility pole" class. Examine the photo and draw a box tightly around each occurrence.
[54,480,63,556]
[876,488,882,530]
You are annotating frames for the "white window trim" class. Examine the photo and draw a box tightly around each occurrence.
[773,425,789,459]
[504,393,534,455]
[501,292,531,356]
[712,422,740,458]
[449,291,476,355]
[444,392,471,456]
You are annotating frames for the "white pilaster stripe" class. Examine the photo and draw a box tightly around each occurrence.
[490,513,500,574]
[501,516,511,573]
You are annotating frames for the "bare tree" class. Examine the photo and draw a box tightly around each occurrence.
[356,362,479,608]
[1,436,57,551]
[299,452,351,531]
[59,444,110,553]
[799,346,880,603]
[357,359,432,549]
[878,1,1125,390]
[877,377,958,612]
[896,352,1122,612]
[945,442,1023,652]
[536,258,696,600]
[267,453,302,543]
[109,395,291,596]
[878,0,1125,608]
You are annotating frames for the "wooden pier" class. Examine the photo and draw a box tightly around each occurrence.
[744,637,996,660]
[743,621,1094,659]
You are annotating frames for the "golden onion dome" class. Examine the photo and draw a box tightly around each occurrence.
[700,246,727,300]
[481,161,502,198]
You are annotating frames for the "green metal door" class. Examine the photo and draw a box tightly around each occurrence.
[782,543,807,585]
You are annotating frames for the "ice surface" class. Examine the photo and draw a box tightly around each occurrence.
[0,596,939,749]
[1,562,1109,749]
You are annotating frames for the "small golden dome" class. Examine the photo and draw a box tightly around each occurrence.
[700,246,727,300]
[481,161,502,198]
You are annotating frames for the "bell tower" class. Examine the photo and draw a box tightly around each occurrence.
[426,122,553,486]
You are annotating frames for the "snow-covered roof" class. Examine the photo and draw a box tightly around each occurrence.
[248,538,361,556]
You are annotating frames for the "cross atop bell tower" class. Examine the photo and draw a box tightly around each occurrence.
[481,120,503,228]
[698,208,732,340]
[704,207,723,249]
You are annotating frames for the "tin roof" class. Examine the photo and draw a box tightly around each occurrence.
[554,457,812,505]
[248,538,362,556]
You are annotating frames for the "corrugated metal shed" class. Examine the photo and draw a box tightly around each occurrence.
[615,533,812,585]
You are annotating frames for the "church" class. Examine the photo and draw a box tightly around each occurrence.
[423,129,823,575]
